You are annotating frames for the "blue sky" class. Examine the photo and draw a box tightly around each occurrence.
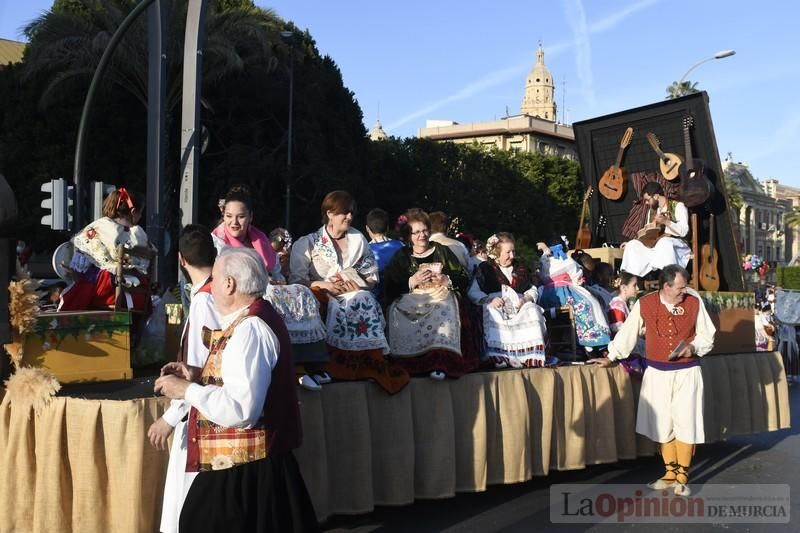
[3,0,799,186]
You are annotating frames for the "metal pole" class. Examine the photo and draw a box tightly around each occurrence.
[146,0,167,287]
[73,0,156,230]
[179,0,209,228]
[285,49,294,231]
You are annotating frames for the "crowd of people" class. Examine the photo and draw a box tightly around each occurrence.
[51,184,724,524]
[57,186,648,390]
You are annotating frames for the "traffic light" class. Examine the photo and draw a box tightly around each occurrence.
[89,181,116,221]
[41,178,72,231]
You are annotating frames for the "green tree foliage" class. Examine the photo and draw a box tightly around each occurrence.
[357,139,582,260]
[665,80,699,99]
[0,0,582,265]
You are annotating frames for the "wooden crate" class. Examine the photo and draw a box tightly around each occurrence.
[583,247,624,272]
[22,311,132,382]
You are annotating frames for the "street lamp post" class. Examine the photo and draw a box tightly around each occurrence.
[678,49,736,84]
[280,31,295,232]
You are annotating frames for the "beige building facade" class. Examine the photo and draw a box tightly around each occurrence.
[417,44,575,159]
[723,155,788,265]
[763,177,800,263]
[418,115,575,159]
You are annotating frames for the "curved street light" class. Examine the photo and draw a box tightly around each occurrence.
[280,30,295,231]
[678,49,736,84]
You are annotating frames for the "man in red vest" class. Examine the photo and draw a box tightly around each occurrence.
[155,247,318,531]
[591,264,715,497]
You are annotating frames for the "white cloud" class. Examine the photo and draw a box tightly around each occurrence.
[563,0,595,106]
[389,0,661,134]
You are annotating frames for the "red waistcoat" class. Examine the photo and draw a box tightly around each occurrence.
[638,291,700,364]
[185,298,301,472]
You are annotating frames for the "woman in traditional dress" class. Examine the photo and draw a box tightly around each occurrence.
[536,242,611,353]
[606,270,645,376]
[59,188,152,312]
[383,209,478,379]
[213,186,329,390]
[211,185,283,282]
[290,191,408,394]
[468,232,548,368]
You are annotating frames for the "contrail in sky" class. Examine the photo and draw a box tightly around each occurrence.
[564,0,595,106]
[387,0,660,132]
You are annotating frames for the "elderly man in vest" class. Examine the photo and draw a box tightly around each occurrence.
[591,265,715,497]
[155,247,318,532]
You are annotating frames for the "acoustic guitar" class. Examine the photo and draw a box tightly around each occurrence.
[575,186,593,250]
[645,132,683,181]
[679,115,714,208]
[698,213,720,291]
[598,127,634,201]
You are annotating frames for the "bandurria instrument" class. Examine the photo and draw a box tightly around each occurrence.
[598,127,634,201]
[646,132,683,181]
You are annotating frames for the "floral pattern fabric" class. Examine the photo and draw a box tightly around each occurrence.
[264,284,326,345]
[289,225,388,353]
[327,290,389,352]
[387,285,462,357]
[71,216,150,274]
[538,256,611,348]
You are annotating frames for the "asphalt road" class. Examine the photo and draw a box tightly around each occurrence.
[322,382,799,533]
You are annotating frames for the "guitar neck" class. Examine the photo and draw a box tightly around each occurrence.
[709,214,716,251]
[613,144,625,168]
[683,123,694,169]
[646,134,666,160]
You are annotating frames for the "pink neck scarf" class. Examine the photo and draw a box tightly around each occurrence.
[213,223,277,272]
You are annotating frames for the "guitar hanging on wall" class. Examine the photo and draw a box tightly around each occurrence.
[645,132,683,181]
[575,186,593,250]
[679,115,715,208]
[698,213,720,291]
[598,127,634,201]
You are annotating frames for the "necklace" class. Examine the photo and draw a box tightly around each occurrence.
[327,227,347,240]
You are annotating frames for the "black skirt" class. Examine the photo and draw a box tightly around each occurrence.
[179,452,319,533]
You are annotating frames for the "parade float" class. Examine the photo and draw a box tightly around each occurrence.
[0,95,792,532]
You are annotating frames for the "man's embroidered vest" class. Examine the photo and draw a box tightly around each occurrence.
[639,291,700,364]
[645,200,679,224]
[186,298,301,472]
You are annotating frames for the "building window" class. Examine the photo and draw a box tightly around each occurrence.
[537,141,549,154]
[767,247,772,261]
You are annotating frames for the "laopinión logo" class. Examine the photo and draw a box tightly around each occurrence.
[550,484,790,524]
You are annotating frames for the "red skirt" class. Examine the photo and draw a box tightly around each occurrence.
[60,269,150,312]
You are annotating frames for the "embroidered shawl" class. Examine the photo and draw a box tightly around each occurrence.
[289,226,378,285]
[71,216,150,274]
[476,258,534,295]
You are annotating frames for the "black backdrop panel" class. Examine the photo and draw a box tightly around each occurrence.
[573,92,745,291]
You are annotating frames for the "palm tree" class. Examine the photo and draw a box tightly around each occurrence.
[665,80,699,99]
[22,0,284,115]
[784,207,800,229]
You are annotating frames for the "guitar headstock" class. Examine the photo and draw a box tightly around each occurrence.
[598,214,607,227]
[683,114,695,130]
[583,186,593,201]
[646,132,660,147]
[620,127,634,148]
